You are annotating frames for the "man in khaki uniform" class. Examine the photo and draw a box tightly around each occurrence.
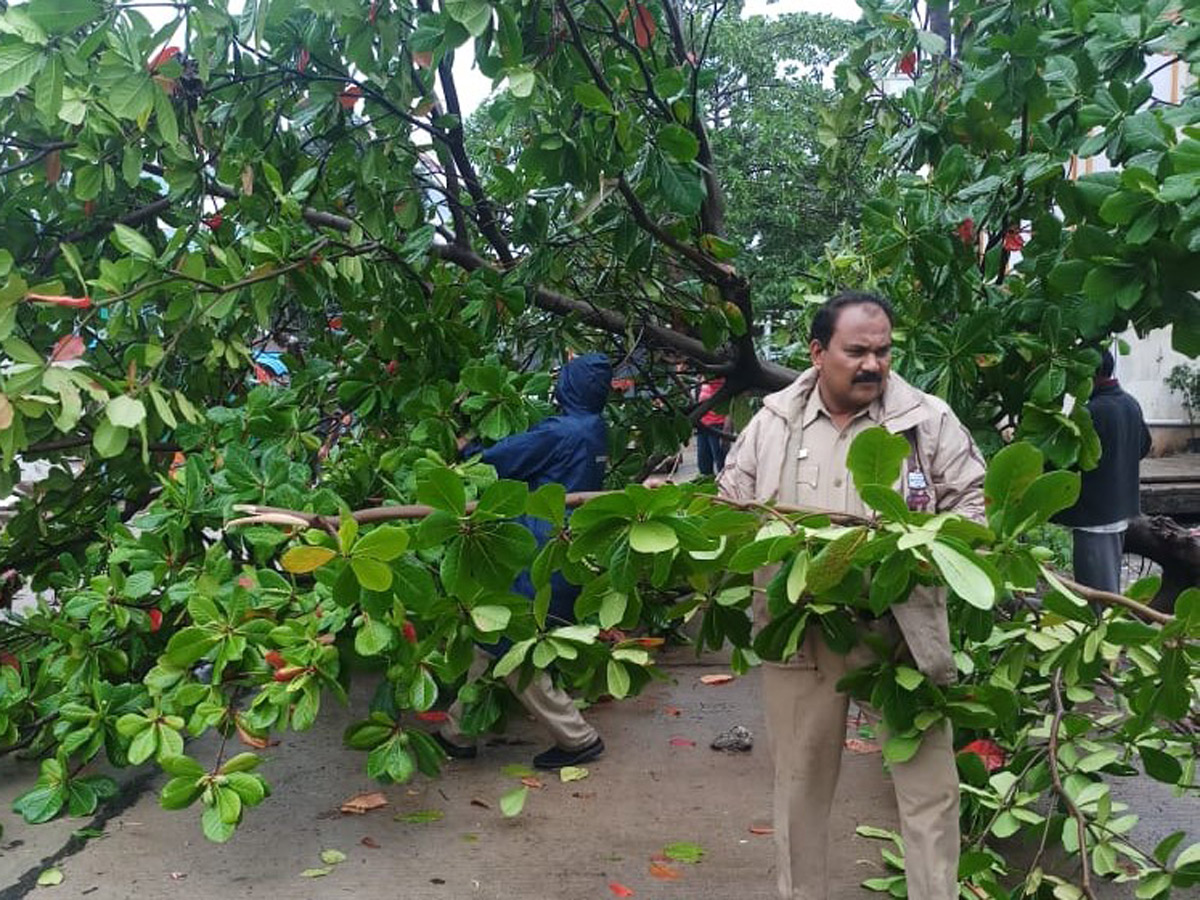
[718,291,986,900]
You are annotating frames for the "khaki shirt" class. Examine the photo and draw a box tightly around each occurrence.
[789,387,883,518]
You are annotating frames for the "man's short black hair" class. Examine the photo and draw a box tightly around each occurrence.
[809,291,894,347]
[1099,348,1116,378]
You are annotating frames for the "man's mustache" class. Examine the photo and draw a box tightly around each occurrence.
[852,373,883,385]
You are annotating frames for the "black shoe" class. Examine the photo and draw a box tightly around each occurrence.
[532,737,604,770]
[432,731,478,760]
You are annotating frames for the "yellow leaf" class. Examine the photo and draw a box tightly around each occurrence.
[280,545,337,573]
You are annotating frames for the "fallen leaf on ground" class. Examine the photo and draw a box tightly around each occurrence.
[559,765,589,783]
[300,867,332,878]
[461,833,479,842]
[668,737,696,747]
[649,861,682,880]
[470,797,492,809]
[520,776,544,789]
[415,711,448,723]
[662,841,706,863]
[749,825,774,836]
[320,849,347,865]
[361,837,380,849]
[571,791,597,799]
[699,673,734,685]
[844,738,880,754]
[37,867,64,886]
[396,809,444,824]
[500,763,537,778]
[662,705,682,717]
[169,872,187,880]
[340,791,387,814]
[608,882,635,897]
[499,786,528,817]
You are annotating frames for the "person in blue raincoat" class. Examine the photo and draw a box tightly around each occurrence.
[436,353,612,770]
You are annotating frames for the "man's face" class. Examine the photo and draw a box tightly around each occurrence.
[810,303,892,414]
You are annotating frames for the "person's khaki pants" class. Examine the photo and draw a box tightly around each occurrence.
[761,626,960,900]
[440,650,598,750]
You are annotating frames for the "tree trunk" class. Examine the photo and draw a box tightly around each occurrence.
[1123,515,1200,613]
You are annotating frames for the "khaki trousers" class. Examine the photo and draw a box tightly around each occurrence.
[441,650,598,750]
[761,627,960,900]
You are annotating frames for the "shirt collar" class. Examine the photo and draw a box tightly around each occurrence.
[804,380,884,428]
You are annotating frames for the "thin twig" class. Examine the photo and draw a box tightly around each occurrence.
[1048,670,1099,900]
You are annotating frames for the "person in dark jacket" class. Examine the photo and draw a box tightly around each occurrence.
[1058,349,1152,593]
[437,353,611,770]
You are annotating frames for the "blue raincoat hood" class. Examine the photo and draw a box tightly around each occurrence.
[555,353,612,414]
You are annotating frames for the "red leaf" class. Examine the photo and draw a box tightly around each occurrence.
[148,608,163,632]
[0,651,19,672]
[253,364,271,384]
[699,673,734,685]
[339,84,363,109]
[368,0,378,24]
[386,360,399,376]
[402,621,418,643]
[960,738,1006,772]
[633,637,664,648]
[340,791,388,814]
[297,49,310,73]
[237,576,255,589]
[649,861,681,880]
[264,650,286,670]
[49,334,86,362]
[413,51,433,69]
[520,776,544,789]
[748,825,774,836]
[1003,229,1025,252]
[361,836,380,849]
[235,719,272,749]
[414,711,448,723]
[956,218,976,247]
[328,316,343,330]
[633,3,656,49]
[609,883,635,897]
[26,292,91,308]
[898,52,917,76]
[668,736,696,747]
[148,45,181,72]
[202,213,223,230]
[46,150,61,185]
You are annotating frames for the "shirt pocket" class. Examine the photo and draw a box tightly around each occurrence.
[797,462,820,490]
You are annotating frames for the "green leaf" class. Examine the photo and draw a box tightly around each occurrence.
[353,525,409,561]
[320,848,347,865]
[111,223,156,261]
[606,660,631,699]
[0,40,44,98]
[493,638,534,677]
[409,667,438,711]
[354,617,394,656]
[1138,747,1182,785]
[351,557,393,592]
[445,0,491,37]
[785,552,808,603]
[499,785,528,817]
[807,527,868,594]
[662,841,706,863]
[656,157,704,215]
[883,733,921,764]
[417,467,466,516]
[573,83,613,114]
[658,124,699,162]
[476,480,528,518]
[299,867,332,878]
[164,626,218,668]
[280,545,337,574]
[894,666,924,691]
[36,867,63,887]
[929,541,995,609]
[527,482,566,527]
[847,427,911,490]
[508,67,535,98]
[859,485,909,520]
[629,520,678,554]
[105,395,146,428]
[470,604,511,633]
[984,441,1043,531]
